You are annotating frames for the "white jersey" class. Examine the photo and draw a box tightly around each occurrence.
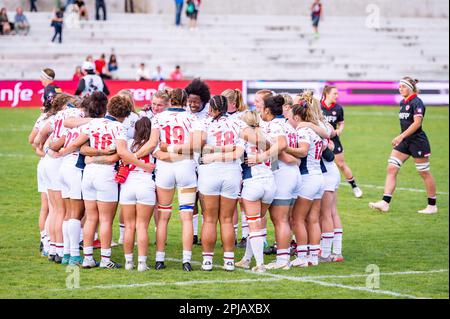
[187,104,210,121]
[61,109,86,167]
[139,109,155,120]
[80,117,127,167]
[194,115,243,167]
[127,139,153,174]
[297,127,323,176]
[122,112,140,140]
[81,74,104,97]
[258,117,287,171]
[33,113,47,131]
[50,107,85,143]
[153,107,196,146]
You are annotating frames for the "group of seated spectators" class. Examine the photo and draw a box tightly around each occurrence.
[73,53,119,81]
[136,64,184,81]
[0,7,30,35]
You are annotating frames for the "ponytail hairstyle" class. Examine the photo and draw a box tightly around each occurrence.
[132,117,152,152]
[321,85,337,101]
[292,91,320,125]
[118,89,136,112]
[263,94,285,116]
[280,92,294,107]
[298,90,324,124]
[169,88,187,107]
[222,88,248,112]
[240,110,260,129]
[209,95,228,121]
[400,77,420,93]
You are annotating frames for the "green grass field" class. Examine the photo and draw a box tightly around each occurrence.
[0,106,448,299]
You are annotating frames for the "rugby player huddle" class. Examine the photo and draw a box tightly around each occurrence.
[30,69,346,273]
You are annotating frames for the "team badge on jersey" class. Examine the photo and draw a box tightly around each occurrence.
[332,111,336,115]
[405,105,410,111]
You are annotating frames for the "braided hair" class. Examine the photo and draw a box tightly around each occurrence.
[209,95,228,121]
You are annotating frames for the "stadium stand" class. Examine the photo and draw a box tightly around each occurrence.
[0,2,448,81]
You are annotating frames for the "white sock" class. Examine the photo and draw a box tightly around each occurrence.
[333,228,343,255]
[296,245,308,260]
[83,246,94,261]
[124,253,133,263]
[243,236,253,260]
[101,248,111,263]
[49,242,56,255]
[309,244,320,263]
[224,251,234,264]
[155,251,165,262]
[68,219,81,257]
[321,232,334,258]
[249,231,264,266]
[43,230,50,252]
[138,255,147,263]
[241,212,249,238]
[79,228,83,243]
[40,230,46,243]
[56,242,64,257]
[62,221,70,255]
[193,214,199,236]
[276,249,290,264]
[119,223,125,241]
[182,250,192,263]
[262,228,268,247]
[202,252,213,264]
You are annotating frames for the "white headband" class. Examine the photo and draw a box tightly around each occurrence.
[400,79,414,91]
[41,70,53,81]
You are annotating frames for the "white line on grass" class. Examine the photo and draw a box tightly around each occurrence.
[340,182,449,195]
[167,258,444,299]
[50,277,282,292]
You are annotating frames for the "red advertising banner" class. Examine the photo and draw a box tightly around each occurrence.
[0,80,243,108]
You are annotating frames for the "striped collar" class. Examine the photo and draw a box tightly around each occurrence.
[403,94,418,103]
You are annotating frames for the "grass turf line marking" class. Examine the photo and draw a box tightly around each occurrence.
[50,277,282,291]
[340,182,449,195]
[167,259,442,299]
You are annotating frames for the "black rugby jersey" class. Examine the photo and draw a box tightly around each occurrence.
[399,94,425,138]
[321,101,344,129]
[43,84,62,106]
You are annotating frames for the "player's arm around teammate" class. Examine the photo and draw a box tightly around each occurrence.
[369,77,437,214]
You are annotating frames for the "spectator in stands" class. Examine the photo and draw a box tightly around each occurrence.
[174,0,183,27]
[108,54,119,79]
[85,54,94,62]
[152,65,165,81]
[75,0,88,20]
[186,0,200,30]
[72,66,83,81]
[311,0,322,37]
[170,65,183,81]
[136,63,150,81]
[96,0,107,21]
[30,0,38,12]
[0,8,13,35]
[14,7,30,36]
[95,53,107,77]
[125,0,134,13]
[50,7,64,44]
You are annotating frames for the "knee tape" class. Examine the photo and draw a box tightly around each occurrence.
[246,214,261,224]
[178,188,196,213]
[157,205,172,214]
[388,156,403,169]
[416,162,430,172]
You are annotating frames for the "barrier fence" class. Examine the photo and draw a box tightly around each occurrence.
[0,80,448,108]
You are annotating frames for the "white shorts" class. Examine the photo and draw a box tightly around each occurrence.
[272,166,302,205]
[60,159,83,200]
[241,176,276,204]
[198,164,242,199]
[43,155,63,191]
[155,160,197,190]
[82,164,118,202]
[120,173,156,206]
[323,162,341,192]
[37,158,46,193]
[298,174,325,201]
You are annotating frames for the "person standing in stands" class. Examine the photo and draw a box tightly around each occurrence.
[96,0,106,21]
[311,0,322,37]
[174,0,183,27]
[30,0,38,12]
[75,61,110,97]
[51,7,64,44]
[125,0,134,13]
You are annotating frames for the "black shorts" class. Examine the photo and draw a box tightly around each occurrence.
[394,132,431,158]
[331,136,344,155]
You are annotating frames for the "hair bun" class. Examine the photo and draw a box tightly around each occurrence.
[414,79,420,84]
